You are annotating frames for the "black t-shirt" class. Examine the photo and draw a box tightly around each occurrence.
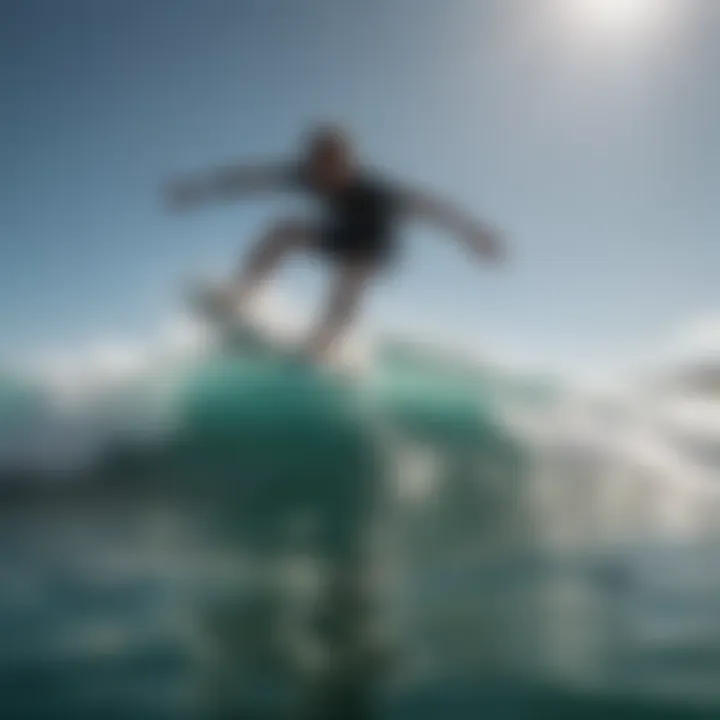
[290,165,401,264]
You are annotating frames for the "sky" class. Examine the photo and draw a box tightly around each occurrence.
[1,0,719,376]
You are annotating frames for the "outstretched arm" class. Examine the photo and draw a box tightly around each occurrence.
[397,186,506,263]
[165,161,294,212]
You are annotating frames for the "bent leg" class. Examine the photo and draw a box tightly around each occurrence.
[305,261,374,362]
[233,218,315,311]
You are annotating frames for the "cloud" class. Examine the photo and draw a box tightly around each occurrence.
[669,312,720,364]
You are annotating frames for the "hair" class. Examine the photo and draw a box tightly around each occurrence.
[303,123,353,159]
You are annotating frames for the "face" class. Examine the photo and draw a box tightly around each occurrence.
[304,131,353,191]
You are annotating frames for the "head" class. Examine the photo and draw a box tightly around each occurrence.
[301,124,355,191]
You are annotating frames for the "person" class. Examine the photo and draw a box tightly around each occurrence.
[165,124,506,362]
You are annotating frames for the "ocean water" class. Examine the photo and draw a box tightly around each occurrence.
[0,337,719,719]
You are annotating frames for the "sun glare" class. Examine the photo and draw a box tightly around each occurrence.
[557,0,672,40]
[582,0,658,28]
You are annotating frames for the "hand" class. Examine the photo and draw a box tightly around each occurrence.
[164,177,207,213]
[469,224,506,265]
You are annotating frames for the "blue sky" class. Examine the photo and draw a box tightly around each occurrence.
[2,0,719,373]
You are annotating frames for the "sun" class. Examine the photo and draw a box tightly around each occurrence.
[581,0,658,28]
[557,0,670,38]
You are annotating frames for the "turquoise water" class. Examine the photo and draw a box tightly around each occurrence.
[0,341,718,718]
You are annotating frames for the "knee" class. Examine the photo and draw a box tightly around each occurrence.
[248,218,308,265]
[330,285,362,321]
